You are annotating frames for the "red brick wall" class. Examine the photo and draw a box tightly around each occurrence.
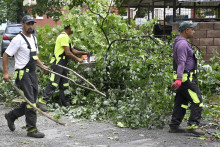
[32,6,119,28]
[172,22,220,61]
[34,15,62,27]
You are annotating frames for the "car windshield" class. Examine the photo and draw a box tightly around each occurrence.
[6,26,22,34]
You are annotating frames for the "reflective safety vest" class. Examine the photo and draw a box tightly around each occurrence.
[50,32,72,64]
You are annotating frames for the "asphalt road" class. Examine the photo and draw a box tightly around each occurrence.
[0,104,219,147]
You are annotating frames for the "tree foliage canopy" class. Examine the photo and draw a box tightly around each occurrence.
[0,0,124,24]
[0,0,219,132]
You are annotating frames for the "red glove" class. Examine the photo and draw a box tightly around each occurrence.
[171,79,182,90]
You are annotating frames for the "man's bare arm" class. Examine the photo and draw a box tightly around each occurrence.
[3,52,10,82]
[64,46,83,63]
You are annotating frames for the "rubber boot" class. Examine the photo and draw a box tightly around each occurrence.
[5,113,15,131]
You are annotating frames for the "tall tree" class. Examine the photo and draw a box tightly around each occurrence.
[0,0,7,24]
[0,0,24,24]
[0,0,125,24]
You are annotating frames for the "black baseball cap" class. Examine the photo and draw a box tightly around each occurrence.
[22,15,36,24]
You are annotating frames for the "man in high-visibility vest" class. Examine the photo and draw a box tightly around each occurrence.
[37,25,88,112]
[169,21,205,137]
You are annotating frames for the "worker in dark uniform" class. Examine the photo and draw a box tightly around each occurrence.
[3,15,50,138]
[37,25,88,112]
[169,21,205,137]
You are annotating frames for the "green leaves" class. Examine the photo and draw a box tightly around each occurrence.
[34,0,219,129]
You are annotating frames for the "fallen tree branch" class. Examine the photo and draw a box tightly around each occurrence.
[8,80,67,126]
[56,64,97,90]
[37,64,106,97]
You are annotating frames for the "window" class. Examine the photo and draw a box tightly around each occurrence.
[36,15,43,20]
[6,26,23,34]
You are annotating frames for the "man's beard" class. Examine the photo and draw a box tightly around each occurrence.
[26,28,33,34]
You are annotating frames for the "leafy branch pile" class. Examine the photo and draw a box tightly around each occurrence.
[36,0,174,129]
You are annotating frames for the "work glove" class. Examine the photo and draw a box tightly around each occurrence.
[171,79,182,90]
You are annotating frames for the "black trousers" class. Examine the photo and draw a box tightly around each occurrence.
[8,70,38,132]
[43,59,69,103]
[169,75,203,128]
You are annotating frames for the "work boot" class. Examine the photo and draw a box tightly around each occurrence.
[37,98,48,112]
[5,113,15,131]
[169,126,186,133]
[187,129,205,136]
[27,130,45,138]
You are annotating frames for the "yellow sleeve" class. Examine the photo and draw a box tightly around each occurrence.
[60,35,70,47]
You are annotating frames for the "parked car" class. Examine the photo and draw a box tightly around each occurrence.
[1,24,23,56]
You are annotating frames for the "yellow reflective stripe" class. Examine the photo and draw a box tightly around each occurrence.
[19,70,24,80]
[63,56,66,59]
[173,71,177,80]
[26,103,36,109]
[173,71,195,82]
[14,71,18,79]
[173,72,187,82]
[26,68,29,72]
[50,73,55,81]
[32,56,38,60]
[50,57,55,64]
[52,82,58,87]
[182,73,188,82]
[173,74,177,80]
[181,104,188,109]
[199,103,203,107]
[189,72,193,82]
[38,98,46,104]
[26,128,37,133]
[56,57,61,64]
[63,83,69,87]
[188,89,200,104]
[187,124,198,129]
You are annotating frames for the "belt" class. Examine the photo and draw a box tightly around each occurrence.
[173,69,197,82]
[14,68,34,80]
